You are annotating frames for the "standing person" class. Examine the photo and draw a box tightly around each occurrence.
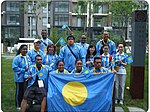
[96,31,116,56]
[59,35,85,72]
[20,55,50,112]
[76,34,89,56]
[27,39,45,65]
[114,43,128,105]
[45,44,58,70]
[12,44,31,110]
[40,30,53,53]
[86,45,96,70]
[91,57,109,74]
[100,45,113,70]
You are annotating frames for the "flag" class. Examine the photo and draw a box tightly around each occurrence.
[126,55,133,64]
[47,72,114,112]
[58,37,66,46]
[62,24,67,29]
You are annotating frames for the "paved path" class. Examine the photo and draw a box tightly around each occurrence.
[115,106,145,112]
[2,55,15,59]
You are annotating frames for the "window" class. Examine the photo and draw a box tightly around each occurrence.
[7,15,19,25]
[54,15,68,26]
[6,2,19,11]
[42,17,47,26]
[5,27,19,38]
[42,6,47,13]
[28,30,36,38]
[28,17,35,26]
[55,2,69,12]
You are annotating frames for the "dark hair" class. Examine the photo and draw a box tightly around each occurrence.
[67,35,75,40]
[35,54,42,60]
[16,44,28,56]
[94,57,102,63]
[56,60,64,66]
[46,44,56,55]
[86,45,96,61]
[75,59,82,64]
[103,44,109,48]
[41,29,47,32]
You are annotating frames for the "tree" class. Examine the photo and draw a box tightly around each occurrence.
[108,0,140,43]
[21,0,47,38]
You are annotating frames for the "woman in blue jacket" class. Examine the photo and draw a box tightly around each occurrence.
[12,44,31,110]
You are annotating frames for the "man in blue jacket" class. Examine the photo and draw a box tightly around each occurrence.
[20,55,51,112]
[59,35,85,72]
[40,30,53,53]
[96,31,116,56]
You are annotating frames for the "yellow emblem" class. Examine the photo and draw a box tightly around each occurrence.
[128,58,131,61]
[22,61,24,64]
[39,73,43,76]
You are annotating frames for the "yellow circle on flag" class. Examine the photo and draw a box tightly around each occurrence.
[62,82,88,106]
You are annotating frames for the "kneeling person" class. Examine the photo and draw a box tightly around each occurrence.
[20,55,50,112]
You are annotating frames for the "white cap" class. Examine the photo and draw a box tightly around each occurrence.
[34,39,41,43]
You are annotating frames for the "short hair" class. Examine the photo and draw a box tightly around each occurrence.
[75,59,82,64]
[56,60,64,66]
[67,35,75,40]
[35,54,42,60]
[103,44,110,48]
[94,57,102,63]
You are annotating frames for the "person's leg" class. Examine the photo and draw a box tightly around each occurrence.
[41,97,46,112]
[18,82,24,107]
[115,74,119,103]
[20,99,27,112]
[15,82,19,108]
[119,74,126,103]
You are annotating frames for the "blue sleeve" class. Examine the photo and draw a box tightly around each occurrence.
[12,57,25,74]
[96,41,101,55]
[111,41,116,56]
[59,47,65,60]
[79,48,86,66]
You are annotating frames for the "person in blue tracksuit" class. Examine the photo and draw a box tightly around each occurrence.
[90,57,109,74]
[20,55,51,112]
[12,44,31,110]
[114,43,128,105]
[27,39,46,65]
[86,45,97,70]
[71,59,90,75]
[50,60,69,74]
[96,31,116,56]
[45,44,58,70]
[40,30,53,53]
[76,34,89,57]
[59,35,86,72]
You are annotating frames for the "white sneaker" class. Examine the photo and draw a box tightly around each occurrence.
[16,107,21,111]
[115,100,118,104]
[119,100,123,105]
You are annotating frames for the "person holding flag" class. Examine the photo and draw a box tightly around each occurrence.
[59,35,86,72]
[12,44,31,111]
[40,30,53,53]
[20,55,52,112]
[113,43,129,105]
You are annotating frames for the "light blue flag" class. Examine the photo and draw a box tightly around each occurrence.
[58,37,66,46]
[62,24,67,29]
[126,55,133,64]
[47,72,114,112]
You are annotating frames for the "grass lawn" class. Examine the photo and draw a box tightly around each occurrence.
[1,54,148,112]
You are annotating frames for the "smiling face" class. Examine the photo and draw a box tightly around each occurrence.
[47,45,55,54]
[21,45,28,56]
[57,61,64,72]
[76,60,82,73]
[80,35,87,44]
[118,44,124,53]
[41,30,47,39]
[34,41,41,50]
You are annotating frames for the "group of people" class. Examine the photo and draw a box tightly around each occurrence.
[12,29,129,111]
